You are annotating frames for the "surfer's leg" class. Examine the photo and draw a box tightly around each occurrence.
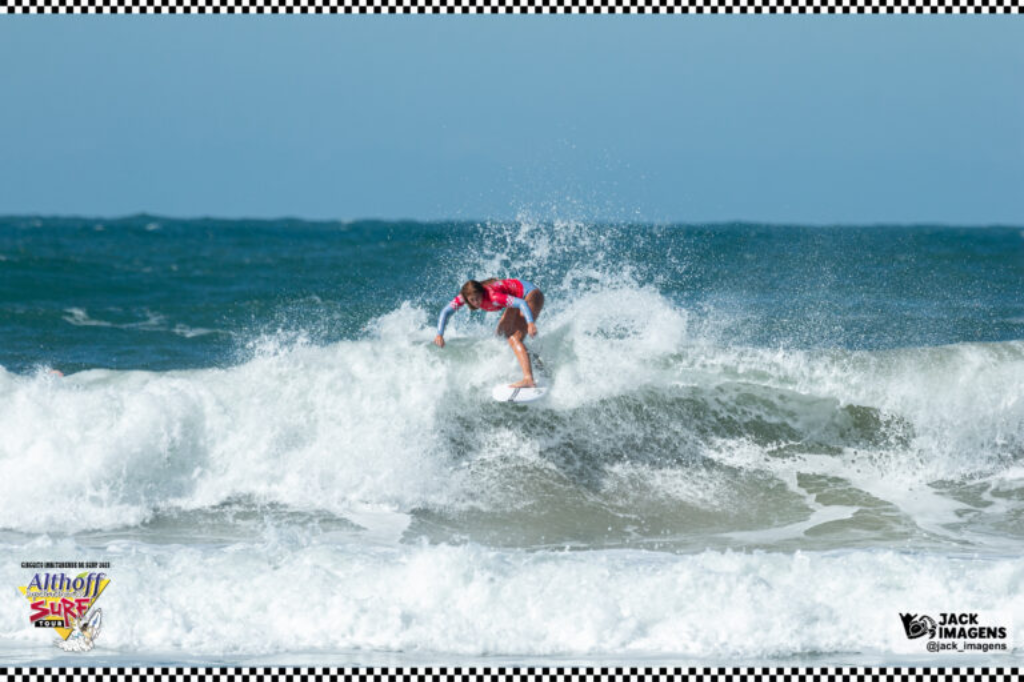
[502,289,545,388]
[507,329,535,388]
[495,307,515,337]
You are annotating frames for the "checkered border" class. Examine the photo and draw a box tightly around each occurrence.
[0,0,1021,12]
[0,668,1021,682]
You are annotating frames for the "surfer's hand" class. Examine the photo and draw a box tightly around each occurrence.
[527,323,537,338]
[434,335,445,348]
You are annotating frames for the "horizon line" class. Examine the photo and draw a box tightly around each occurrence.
[2,212,1023,230]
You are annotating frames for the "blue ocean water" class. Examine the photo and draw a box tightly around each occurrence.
[3,216,1023,373]
[0,215,1022,664]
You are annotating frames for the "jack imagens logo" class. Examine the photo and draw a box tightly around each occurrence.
[19,565,110,653]
[900,613,938,639]
[899,612,1010,654]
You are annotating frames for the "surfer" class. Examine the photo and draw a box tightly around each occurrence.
[434,278,544,388]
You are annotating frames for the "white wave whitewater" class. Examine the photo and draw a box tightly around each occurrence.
[1,536,1022,663]
[1,218,1023,663]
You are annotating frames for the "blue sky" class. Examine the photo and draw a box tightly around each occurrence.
[1,17,1021,224]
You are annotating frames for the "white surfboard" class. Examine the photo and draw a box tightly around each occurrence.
[492,383,549,404]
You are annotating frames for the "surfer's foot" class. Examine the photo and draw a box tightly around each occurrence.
[508,378,536,389]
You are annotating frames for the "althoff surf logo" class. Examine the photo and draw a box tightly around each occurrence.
[18,571,109,652]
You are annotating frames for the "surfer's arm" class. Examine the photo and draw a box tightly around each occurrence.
[436,297,464,337]
[507,296,535,325]
[436,303,456,337]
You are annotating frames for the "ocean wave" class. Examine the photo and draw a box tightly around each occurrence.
[1,285,1022,552]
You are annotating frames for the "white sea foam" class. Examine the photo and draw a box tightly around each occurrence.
[0,537,1020,660]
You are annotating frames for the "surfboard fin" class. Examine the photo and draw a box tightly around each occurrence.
[528,351,547,374]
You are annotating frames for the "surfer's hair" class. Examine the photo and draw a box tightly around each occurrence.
[461,279,498,309]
